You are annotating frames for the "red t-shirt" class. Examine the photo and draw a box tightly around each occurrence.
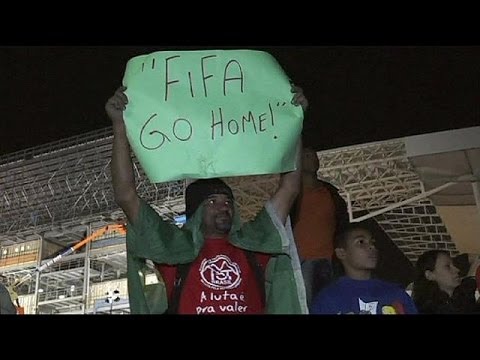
[156,238,270,314]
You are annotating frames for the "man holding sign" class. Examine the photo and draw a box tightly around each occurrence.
[106,50,308,314]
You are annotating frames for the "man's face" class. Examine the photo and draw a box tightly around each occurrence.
[201,194,234,237]
[340,228,378,271]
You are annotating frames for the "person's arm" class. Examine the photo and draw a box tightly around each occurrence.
[269,140,302,225]
[105,86,140,223]
[0,284,17,314]
[269,85,308,225]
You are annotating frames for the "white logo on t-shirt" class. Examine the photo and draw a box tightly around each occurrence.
[358,298,378,314]
[200,255,242,290]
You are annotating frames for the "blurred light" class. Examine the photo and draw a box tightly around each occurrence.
[58,295,65,299]
[174,214,186,225]
[38,289,44,293]
[20,246,25,251]
[14,248,19,252]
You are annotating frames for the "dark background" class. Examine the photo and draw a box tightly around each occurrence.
[2,45,479,155]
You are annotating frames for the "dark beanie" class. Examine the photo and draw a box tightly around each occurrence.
[185,178,234,220]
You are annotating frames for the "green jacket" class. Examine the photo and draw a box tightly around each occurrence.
[126,199,307,314]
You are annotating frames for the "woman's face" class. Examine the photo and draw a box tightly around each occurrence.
[429,253,461,295]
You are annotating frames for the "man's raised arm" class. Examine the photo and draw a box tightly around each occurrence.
[269,85,308,225]
[105,86,140,223]
[269,139,303,225]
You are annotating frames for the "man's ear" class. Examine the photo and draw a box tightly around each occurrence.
[425,270,435,281]
[335,247,346,260]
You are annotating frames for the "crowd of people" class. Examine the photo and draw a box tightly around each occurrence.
[2,63,478,315]
[103,81,480,315]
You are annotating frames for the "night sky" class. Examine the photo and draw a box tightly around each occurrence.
[1,46,479,155]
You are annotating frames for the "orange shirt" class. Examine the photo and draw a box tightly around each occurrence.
[294,184,336,260]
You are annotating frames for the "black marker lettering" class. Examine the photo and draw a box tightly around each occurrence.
[268,103,275,127]
[223,60,244,96]
[228,119,239,135]
[140,114,171,150]
[188,71,194,98]
[241,111,257,134]
[258,113,267,132]
[211,107,224,140]
[201,55,217,97]
[172,118,193,141]
[165,55,181,102]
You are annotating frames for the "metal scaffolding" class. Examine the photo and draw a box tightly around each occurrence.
[317,139,457,262]
[0,127,278,247]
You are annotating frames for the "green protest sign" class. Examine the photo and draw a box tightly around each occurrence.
[122,49,303,183]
